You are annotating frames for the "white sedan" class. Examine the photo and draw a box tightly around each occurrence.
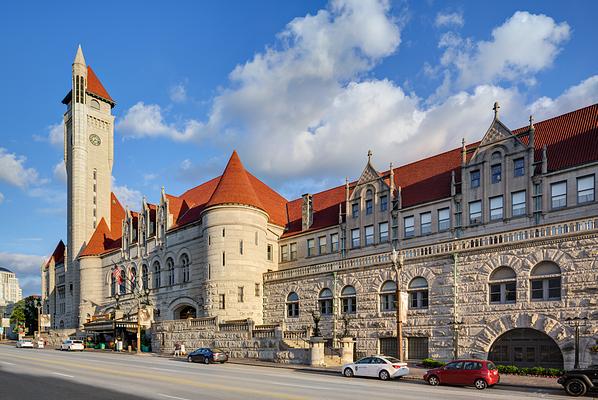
[16,339,34,348]
[342,355,410,380]
[60,339,84,351]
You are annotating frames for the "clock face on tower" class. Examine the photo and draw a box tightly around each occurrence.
[89,134,101,146]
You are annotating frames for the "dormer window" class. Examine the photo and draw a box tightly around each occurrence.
[471,170,480,188]
[365,199,373,215]
[491,164,502,184]
[380,195,388,212]
[90,99,100,110]
[513,158,525,177]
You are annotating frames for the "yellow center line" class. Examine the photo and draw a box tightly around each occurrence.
[6,353,308,400]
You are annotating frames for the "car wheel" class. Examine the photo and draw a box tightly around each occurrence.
[564,379,587,397]
[379,370,390,381]
[343,368,354,378]
[474,379,487,390]
[187,356,192,363]
[427,375,440,386]
[203,356,210,365]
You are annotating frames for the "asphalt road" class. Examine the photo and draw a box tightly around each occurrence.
[0,345,576,400]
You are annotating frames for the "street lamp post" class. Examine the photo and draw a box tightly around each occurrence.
[114,288,151,355]
[391,247,404,362]
[566,316,589,369]
[448,318,464,359]
[35,298,42,341]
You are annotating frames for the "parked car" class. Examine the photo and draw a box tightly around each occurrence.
[16,339,34,348]
[424,359,499,390]
[342,355,409,381]
[187,348,228,364]
[557,365,598,396]
[60,339,84,351]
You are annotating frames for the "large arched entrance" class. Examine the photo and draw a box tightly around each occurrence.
[174,305,196,319]
[488,328,563,369]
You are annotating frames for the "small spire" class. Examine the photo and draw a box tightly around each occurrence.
[74,44,86,65]
[529,115,535,130]
[367,150,373,163]
[461,138,467,165]
[493,101,500,119]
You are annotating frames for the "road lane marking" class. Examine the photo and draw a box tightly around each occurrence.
[6,353,307,400]
[151,367,180,373]
[1,361,17,365]
[53,372,74,378]
[158,394,192,400]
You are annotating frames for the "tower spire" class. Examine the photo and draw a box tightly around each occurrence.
[74,44,86,66]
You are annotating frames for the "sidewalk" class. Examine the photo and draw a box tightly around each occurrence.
[227,359,562,391]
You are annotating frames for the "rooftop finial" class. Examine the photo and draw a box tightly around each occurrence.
[529,115,535,129]
[367,150,373,163]
[493,101,500,119]
[74,44,86,65]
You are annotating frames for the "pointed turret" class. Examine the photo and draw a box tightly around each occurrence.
[74,44,86,66]
[205,151,265,211]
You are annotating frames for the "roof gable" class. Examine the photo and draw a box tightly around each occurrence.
[87,66,114,104]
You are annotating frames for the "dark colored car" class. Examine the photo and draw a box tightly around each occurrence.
[424,359,500,390]
[187,348,228,364]
[557,365,598,396]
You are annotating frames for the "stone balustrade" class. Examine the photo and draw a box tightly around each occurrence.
[264,217,598,282]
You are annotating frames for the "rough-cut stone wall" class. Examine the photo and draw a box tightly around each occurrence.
[263,234,598,368]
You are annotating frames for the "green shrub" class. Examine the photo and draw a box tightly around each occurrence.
[530,367,544,376]
[422,358,446,368]
[495,364,563,376]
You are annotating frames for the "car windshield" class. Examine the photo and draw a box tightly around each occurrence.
[384,357,402,364]
[212,348,223,353]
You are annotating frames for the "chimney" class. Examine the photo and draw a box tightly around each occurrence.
[301,193,313,231]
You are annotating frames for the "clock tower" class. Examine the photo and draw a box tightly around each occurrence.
[62,45,115,327]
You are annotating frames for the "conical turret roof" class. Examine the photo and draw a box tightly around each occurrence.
[205,151,265,212]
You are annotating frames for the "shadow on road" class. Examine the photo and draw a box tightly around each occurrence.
[0,367,149,400]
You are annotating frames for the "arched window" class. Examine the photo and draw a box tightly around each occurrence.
[318,288,333,315]
[90,99,100,110]
[110,273,116,296]
[408,277,429,309]
[365,189,373,215]
[491,151,502,160]
[142,264,148,290]
[153,261,161,289]
[119,268,126,294]
[180,253,190,283]
[530,261,561,301]
[166,258,175,286]
[286,292,299,318]
[380,280,396,312]
[489,266,516,304]
[130,267,137,293]
[341,286,356,314]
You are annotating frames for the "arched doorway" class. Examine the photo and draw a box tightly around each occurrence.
[174,305,196,319]
[488,328,563,369]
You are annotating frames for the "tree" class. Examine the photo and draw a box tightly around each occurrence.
[10,296,40,335]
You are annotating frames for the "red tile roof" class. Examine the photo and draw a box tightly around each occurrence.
[79,192,126,257]
[87,66,114,104]
[44,240,65,268]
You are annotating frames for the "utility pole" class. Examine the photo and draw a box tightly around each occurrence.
[566,317,589,369]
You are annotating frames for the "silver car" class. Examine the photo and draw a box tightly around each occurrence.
[342,355,409,380]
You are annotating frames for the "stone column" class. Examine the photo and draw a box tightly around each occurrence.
[340,337,354,365]
[309,337,325,367]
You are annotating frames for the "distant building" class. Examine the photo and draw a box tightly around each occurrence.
[0,267,23,306]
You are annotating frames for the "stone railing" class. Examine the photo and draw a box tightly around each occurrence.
[265,217,598,282]
[154,316,217,332]
[189,316,217,329]
[283,329,310,341]
[219,319,252,332]
[252,324,279,339]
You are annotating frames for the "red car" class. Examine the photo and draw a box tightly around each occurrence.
[424,359,499,390]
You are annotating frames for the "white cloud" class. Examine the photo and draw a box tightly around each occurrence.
[435,12,464,28]
[440,11,570,89]
[0,148,41,188]
[112,177,143,210]
[53,161,67,184]
[0,252,47,297]
[33,121,63,147]
[169,83,187,103]
[0,192,4,204]
[117,102,205,141]
[529,75,598,120]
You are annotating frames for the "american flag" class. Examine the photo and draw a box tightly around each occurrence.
[112,265,123,284]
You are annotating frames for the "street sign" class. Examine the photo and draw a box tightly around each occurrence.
[400,292,408,322]
[1,318,9,328]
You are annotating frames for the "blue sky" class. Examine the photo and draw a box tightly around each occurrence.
[1,0,597,296]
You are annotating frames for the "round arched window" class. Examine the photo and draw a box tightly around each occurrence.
[530,262,561,301]
[489,266,516,304]
[408,277,429,309]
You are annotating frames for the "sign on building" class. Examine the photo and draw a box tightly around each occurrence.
[1,318,9,328]
[400,292,408,323]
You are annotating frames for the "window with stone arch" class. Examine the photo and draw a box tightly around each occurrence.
[130,266,137,293]
[166,258,175,286]
[341,285,356,314]
[90,99,100,110]
[488,266,516,304]
[142,264,149,290]
[408,277,429,309]
[530,261,561,301]
[318,288,333,315]
[379,280,396,312]
[286,292,299,318]
[153,261,161,289]
[119,268,126,294]
[180,253,190,283]
[365,189,374,215]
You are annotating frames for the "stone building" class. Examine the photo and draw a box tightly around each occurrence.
[0,267,22,306]
[42,47,598,369]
